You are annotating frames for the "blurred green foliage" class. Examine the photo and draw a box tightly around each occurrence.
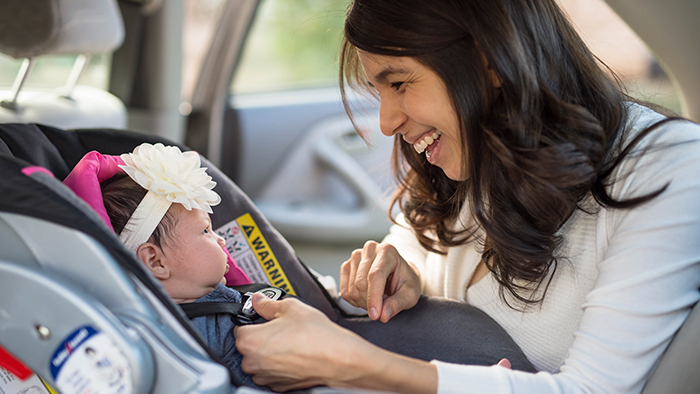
[231,0,351,93]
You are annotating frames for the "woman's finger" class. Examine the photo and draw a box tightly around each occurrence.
[365,255,395,321]
[249,292,279,320]
[355,241,379,295]
[497,358,512,369]
[347,241,378,309]
[369,244,422,322]
[339,255,352,300]
[340,249,363,307]
[347,248,363,303]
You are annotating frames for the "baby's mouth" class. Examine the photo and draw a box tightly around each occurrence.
[413,130,442,155]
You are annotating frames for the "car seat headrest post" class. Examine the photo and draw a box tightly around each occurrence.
[0,58,36,112]
[61,54,91,99]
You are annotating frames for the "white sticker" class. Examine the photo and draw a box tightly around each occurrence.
[216,218,268,284]
[0,368,52,394]
[50,326,132,394]
[216,213,295,295]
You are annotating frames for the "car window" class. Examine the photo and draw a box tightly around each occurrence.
[228,0,682,114]
[230,0,351,94]
[559,0,681,113]
[0,0,682,115]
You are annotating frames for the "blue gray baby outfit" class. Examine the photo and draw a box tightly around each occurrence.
[190,284,270,391]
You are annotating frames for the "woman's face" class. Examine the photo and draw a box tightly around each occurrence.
[357,51,466,181]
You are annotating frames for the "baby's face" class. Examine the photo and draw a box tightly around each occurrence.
[159,205,229,301]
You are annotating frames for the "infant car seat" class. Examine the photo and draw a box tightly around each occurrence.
[0,123,534,394]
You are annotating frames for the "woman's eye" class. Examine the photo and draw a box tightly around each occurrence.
[390,82,404,91]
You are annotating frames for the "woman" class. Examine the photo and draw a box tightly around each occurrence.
[234,0,700,393]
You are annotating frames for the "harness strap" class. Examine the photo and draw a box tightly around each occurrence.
[179,284,288,324]
[180,301,243,319]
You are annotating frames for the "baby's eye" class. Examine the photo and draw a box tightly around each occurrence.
[203,227,210,234]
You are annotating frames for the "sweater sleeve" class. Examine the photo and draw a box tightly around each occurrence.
[431,118,700,394]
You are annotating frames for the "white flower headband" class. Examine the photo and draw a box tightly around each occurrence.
[118,143,221,252]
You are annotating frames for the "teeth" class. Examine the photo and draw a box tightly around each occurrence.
[413,130,441,154]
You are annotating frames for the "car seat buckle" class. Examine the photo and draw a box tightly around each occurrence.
[235,287,286,325]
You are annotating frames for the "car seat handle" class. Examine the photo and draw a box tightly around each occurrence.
[0,343,32,381]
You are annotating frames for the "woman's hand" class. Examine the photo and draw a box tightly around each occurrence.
[340,241,422,322]
[234,293,381,391]
[234,293,438,394]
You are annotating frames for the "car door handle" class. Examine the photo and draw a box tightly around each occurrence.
[255,116,393,243]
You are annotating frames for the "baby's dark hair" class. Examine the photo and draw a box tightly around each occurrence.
[101,172,176,249]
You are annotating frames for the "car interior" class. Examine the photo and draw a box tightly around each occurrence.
[0,0,698,393]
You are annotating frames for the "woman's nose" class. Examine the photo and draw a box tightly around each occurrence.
[379,95,406,137]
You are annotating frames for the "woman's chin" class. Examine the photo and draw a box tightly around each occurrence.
[442,166,468,181]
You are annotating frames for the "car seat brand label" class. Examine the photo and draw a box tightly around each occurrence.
[49,326,132,394]
[0,367,57,394]
[216,213,296,295]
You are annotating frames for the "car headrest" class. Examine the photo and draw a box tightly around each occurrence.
[0,0,124,59]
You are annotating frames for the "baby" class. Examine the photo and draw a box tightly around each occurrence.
[101,171,231,303]
[63,143,267,390]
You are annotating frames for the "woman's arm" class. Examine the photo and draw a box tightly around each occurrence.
[234,294,438,393]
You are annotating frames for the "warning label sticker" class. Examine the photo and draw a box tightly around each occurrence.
[0,368,56,394]
[216,213,296,295]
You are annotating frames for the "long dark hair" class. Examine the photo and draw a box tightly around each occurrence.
[340,0,672,307]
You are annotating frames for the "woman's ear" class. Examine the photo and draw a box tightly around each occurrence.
[487,66,502,89]
[476,45,502,89]
[136,242,170,280]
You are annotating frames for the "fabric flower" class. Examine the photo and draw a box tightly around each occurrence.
[119,143,221,213]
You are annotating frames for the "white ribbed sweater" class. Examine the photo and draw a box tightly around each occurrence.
[382,105,700,393]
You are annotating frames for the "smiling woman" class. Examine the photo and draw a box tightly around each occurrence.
[232,0,700,393]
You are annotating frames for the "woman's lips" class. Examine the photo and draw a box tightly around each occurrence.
[425,137,440,164]
[413,130,442,154]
